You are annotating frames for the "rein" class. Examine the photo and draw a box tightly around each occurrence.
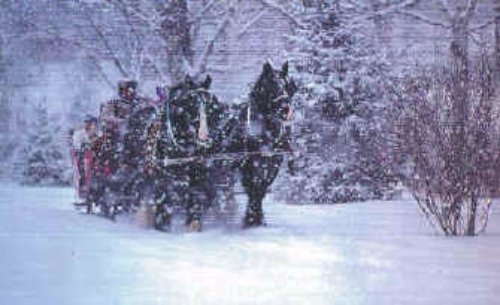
[163,90,178,148]
[162,149,295,167]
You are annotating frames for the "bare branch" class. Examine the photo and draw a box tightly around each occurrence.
[4,2,117,90]
[397,10,450,29]
[190,0,221,24]
[461,0,479,21]
[347,0,419,26]
[439,0,455,21]
[373,0,419,16]
[103,0,159,35]
[237,10,268,38]
[103,0,167,81]
[254,0,304,28]
[30,22,115,89]
[80,3,129,77]
[194,15,231,77]
[343,0,370,11]
[470,18,496,32]
[84,55,115,90]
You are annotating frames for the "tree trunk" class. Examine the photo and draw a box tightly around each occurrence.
[370,0,392,47]
[449,16,470,203]
[448,3,476,231]
[495,2,500,86]
[0,36,10,133]
[450,15,470,123]
[159,0,193,84]
[467,193,478,235]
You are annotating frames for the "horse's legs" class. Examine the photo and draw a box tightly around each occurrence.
[185,187,203,231]
[242,156,283,228]
[154,189,173,231]
[221,170,238,223]
[155,169,190,231]
[242,157,265,227]
[243,188,266,228]
[184,162,211,232]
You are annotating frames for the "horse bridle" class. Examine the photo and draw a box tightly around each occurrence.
[245,75,294,143]
[271,76,295,139]
[165,88,214,148]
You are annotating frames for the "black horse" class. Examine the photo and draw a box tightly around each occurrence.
[214,61,297,228]
[149,75,226,231]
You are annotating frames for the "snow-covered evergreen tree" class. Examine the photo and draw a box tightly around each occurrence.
[0,36,14,178]
[280,1,396,203]
[21,100,70,186]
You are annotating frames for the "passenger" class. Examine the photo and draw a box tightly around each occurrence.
[71,115,98,198]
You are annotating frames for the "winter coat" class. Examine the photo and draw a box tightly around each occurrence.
[72,129,91,151]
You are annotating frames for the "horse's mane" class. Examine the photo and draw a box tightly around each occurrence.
[251,65,272,98]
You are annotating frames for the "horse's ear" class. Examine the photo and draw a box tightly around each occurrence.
[263,61,273,76]
[156,86,164,98]
[202,75,212,89]
[280,61,289,78]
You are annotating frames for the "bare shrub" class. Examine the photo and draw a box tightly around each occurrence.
[391,56,498,236]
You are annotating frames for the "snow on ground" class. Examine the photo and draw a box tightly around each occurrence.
[1,183,500,305]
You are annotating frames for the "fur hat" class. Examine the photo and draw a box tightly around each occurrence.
[83,114,97,124]
[118,80,138,91]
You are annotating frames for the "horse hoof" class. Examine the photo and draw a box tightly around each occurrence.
[86,202,93,214]
[186,220,203,232]
[155,223,172,232]
[242,216,266,229]
[154,213,172,232]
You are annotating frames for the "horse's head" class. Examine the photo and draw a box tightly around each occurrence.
[168,74,212,107]
[166,74,215,149]
[251,61,297,123]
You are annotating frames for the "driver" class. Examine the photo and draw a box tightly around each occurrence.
[99,80,143,171]
[100,80,140,128]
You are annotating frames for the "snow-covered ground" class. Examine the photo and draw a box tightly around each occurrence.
[1,183,499,305]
